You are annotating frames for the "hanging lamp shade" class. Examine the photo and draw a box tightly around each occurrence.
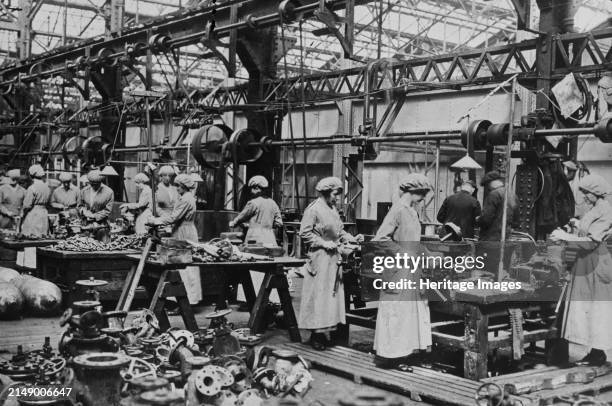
[451,154,482,170]
[101,165,119,176]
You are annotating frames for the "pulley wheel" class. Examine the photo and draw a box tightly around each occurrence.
[80,135,106,166]
[62,135,84,164]
[228,128,264,164]
[486,123,510,146]
[594,117,612,143]
[278,0,303,23]
[461,119,491,150]
[191,124,233,169]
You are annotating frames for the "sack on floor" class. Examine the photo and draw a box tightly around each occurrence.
[0,267,19,283]
[0,282,24,319]
[10,274,62,316]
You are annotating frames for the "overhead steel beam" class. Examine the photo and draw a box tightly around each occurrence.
[0,0,373,83]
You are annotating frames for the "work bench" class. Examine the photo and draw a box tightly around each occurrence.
[0,238,58,269]
[36,247,141,305]
[118,255,306,341]
[344,287,560,381]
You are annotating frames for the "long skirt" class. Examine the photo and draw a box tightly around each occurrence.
[21,206,49,237]
[298,249,345,331]
[173,221,202,305]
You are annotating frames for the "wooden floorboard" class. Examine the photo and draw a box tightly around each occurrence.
[280,342,481,406]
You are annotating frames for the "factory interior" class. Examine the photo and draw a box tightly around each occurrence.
[2,0,612,405]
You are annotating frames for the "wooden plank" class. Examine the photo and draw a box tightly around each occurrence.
[280,343,478,406]
[483,366,559,383]
[330,346,479,391]
[117,238,154,312]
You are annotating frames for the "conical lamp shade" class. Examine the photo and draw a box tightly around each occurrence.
[451,154,482,170]
[101,165,119,176]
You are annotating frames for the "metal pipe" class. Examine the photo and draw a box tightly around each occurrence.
[498,76,517,282]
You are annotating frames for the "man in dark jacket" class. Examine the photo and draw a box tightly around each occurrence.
[477,170,519,240]
[437,180,481,238]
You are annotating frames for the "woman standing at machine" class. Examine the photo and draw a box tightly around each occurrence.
[147,174,202,305]
[299,176,362,350]
[229,175,283,245]
[229,175,283,303]
[121,173,152,234]
[21,164,51,237]
[78,169,114,242]
[50,172,80,218]
[0,169,26,229]
[551,174,612,366]
[157,165,177,217]
[373,173,433,368]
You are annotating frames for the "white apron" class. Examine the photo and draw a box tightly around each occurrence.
[373,198,432,358]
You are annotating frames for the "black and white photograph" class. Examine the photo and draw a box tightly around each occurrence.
[1,1,612,405]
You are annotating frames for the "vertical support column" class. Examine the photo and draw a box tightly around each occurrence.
[17,0,32,59]
[105,0,125,38]
[334,99,352,214]
[236,26,279,203]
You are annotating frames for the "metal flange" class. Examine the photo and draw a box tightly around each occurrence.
[73,352,130,370]
[130,376,169,392]
[194,365,224,397]
[138,388,184,405]
[76,278,108,288]
[236,389,262,406]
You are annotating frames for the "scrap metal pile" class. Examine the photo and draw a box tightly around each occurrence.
[190,239,272,263]
[0,229,53,241]
[52,235,149,252]
[0,303,313,406]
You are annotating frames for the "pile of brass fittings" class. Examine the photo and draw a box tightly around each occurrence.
[53,234,147,252]
[0,306,313,406]
[58,301,121,357]
[251,348,313,399]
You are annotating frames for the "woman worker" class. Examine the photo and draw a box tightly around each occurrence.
[78,170,114,242]
[229,175,283,244]
[120,173,152,234]
[147,174,202,305]
[550,174,612,366]
[373,174,434,368]
[157,165,177,217]
[21,164,51,237]
[229,175,283,304]
[299,176,363,350]
[0,169,26,229]
[50,172,80,218]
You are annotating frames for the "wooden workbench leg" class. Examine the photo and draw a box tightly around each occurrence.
[166,271,198,331]
[116,264,138,311]
[272,270,301,342]
[464,306,489,380]
[248,273,274,334]
[152,294,171,332]
[241,270,257,310]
